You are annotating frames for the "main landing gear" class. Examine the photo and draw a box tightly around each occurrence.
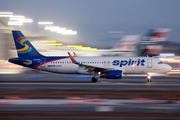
[92,77,98,83]
[147,74,151,82]
[91,72,99,83]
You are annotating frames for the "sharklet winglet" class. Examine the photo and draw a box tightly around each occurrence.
[68,52,80,65]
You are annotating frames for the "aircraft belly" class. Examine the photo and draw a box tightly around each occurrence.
[124,66,148,74]
[58,65,78,74]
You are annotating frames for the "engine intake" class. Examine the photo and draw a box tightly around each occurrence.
[100,70,123,79]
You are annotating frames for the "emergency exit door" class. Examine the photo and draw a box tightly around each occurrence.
[147,59,152,68]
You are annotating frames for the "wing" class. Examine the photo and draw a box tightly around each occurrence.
[68,52,113,72]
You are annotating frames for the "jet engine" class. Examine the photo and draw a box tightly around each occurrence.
[100,70,123,79]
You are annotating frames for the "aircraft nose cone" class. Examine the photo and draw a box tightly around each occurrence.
[166,65,172,72]
[168,65,172,71]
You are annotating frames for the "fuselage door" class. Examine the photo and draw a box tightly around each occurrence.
[107,61,110,66]
[147,59,152,68]
[104,61,106,66]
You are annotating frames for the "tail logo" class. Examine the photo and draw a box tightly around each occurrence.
[16,36,32,54]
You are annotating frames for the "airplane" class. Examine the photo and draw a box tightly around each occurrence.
[9,31,172,82]
[101,28,171,56]
[137,28,171,56]
[41,28,170,57]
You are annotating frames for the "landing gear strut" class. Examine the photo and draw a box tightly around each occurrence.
[92,72,99,83]
[147,74,151,82]
[92,77,98,83]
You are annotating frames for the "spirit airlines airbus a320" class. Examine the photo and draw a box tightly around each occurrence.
[9,31,172,82]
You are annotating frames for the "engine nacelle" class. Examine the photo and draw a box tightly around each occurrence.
[100,70,123,79]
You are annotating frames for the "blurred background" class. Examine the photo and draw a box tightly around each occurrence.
[1,0,180,119]
[0,0,180,75]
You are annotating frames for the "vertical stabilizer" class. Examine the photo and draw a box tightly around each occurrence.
[113,35,140,51]
[12,30,42,58]
[137,28,171,56]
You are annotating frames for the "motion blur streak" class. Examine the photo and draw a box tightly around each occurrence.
[0,1,180,118]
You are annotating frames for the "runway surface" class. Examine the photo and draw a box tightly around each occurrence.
[0,73,180,90]
[0,98,180,112]
[1,81,180,90]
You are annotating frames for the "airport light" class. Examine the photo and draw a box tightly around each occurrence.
[67,45,97,50]
[0,11,33,25]
[44,26,60,30]
[67,45,82,47]
[41,41,56,43]
[76,47,91,50]
[44,24,77,35]
[62,30,77,35]
[10,15,25,18]
[38,22,53,25]
[50,29,60,32]
[57,28,66,33]
[75,47,97,50]
[10,17,33,22]
[18,19,33,23]
[47,43,63,45]
[0,15,13,17]
[8,21,23,25]
[10,17,26,20]
[0,11,13,14]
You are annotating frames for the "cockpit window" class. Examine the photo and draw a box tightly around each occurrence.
[158,61,164,64]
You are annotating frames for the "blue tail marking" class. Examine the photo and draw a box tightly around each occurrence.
[12,30,42,58]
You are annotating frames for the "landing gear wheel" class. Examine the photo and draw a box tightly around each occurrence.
[92,77,98,83]
[147,75,151,82]
[147,79,151,82]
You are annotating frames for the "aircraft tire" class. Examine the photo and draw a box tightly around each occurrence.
[147,79,151,82]
[92,77,98,83]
